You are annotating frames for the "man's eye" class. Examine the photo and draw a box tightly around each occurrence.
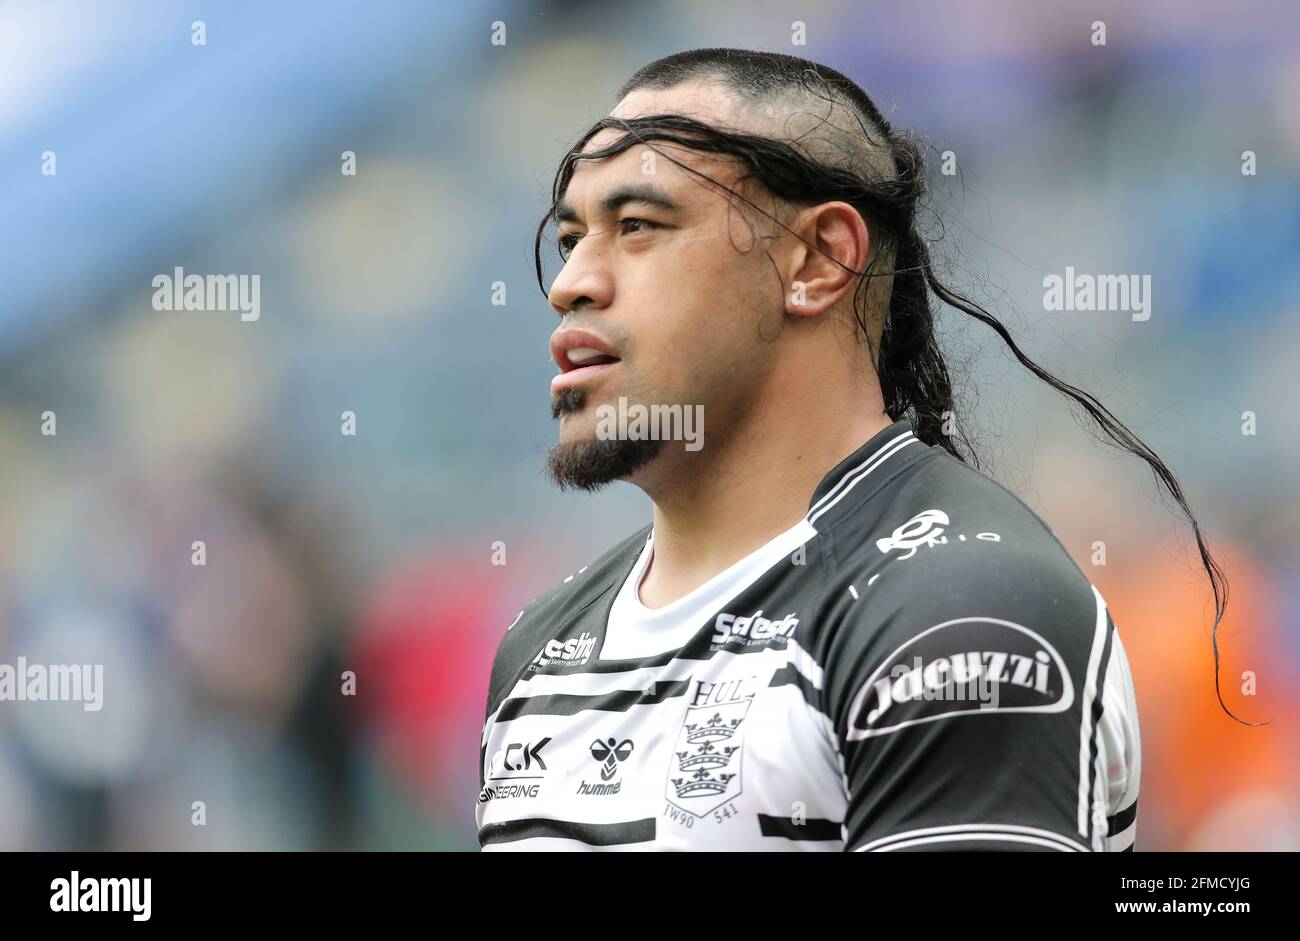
[617,217,657,235]
[557,219,658,260]
[557,232,581,257]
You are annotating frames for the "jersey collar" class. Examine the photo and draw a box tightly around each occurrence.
[805,418,920,520]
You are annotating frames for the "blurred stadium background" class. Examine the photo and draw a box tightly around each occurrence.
[1,0,1297,851]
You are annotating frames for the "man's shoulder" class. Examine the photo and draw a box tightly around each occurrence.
[517,523,650,627]
[811,446,1115,742]
[483,523,650,715]
[819,444,1102,638]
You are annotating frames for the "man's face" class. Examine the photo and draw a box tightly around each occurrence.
[545,81,784,491]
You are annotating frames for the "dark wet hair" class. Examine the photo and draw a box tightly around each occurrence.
[531,47,1249,724]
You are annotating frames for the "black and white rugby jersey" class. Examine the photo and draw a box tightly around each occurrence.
[477,418,1141,852]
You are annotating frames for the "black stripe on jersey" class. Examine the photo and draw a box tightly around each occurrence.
[522,635,802,686]
[1084,619,1115,847]
[768,663,822,712]
[496,678,691,721]
[506,635,826,720]
[757,814,842,841]
[1108,799,1138,836]
[480,817,656,847]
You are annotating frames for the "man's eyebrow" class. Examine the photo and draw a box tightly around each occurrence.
[555,183,685,225]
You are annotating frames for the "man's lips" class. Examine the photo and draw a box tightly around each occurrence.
[550,359,618,394]
[549,327,621,395]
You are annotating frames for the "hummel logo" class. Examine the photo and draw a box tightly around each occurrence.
[577,737,634,796]
[591,737,634,781]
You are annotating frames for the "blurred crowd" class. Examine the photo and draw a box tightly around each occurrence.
[1,0,1296,850]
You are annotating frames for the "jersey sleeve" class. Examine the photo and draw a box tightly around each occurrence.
[1098,630,1141,850]
[817,537,1140,852]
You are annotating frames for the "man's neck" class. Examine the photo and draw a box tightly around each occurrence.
[635,407,893,609]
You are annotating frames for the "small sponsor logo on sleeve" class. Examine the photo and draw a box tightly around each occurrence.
[876,509,1002,562]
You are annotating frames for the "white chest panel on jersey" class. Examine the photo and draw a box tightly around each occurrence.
[478,529,848,850]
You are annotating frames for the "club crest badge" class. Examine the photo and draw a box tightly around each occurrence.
[665,675,760,816]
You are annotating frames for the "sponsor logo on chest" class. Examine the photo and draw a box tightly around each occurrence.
[710,609,799,649]
[478,737,552,804]
[576,737,635,796]
[530,631,597,669]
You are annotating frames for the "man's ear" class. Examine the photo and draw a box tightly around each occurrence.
[782,202,870,318]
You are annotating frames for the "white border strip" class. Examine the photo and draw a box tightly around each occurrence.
[1076,584,1110,838]
[854,823,1088,853]
[808,432,917,527]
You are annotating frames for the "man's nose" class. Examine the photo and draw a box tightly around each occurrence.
[547,240,613,317]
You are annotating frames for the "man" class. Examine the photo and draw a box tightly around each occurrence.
[477,48,1208,851]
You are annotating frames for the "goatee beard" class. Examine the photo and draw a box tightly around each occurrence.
[546,387,664,491]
